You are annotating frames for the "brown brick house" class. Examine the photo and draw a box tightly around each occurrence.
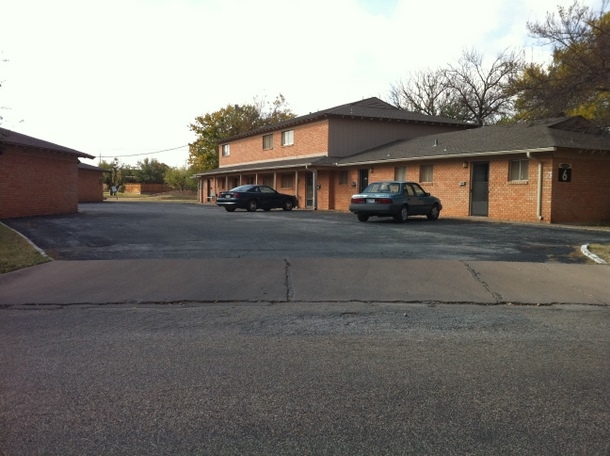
[195,98,610,224]
[0,127,94,218]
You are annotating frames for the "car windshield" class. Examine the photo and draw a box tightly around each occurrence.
[363,183,400,194]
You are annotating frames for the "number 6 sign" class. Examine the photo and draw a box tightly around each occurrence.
[558,164,572,182]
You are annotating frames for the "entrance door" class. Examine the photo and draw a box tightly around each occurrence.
[306,173,314,208]
[471,162,489,216]
[358,169,369,192]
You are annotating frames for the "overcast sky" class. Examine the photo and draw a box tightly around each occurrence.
[0,0,606,168]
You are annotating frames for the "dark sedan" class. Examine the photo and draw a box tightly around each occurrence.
[349,181,442,222]
[217,185,298,212]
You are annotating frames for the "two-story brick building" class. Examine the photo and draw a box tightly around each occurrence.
[195,97,610,224]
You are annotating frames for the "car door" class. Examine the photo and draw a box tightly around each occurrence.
[259,186,281,208]
[411,183,433,214]
[403,184,425,215]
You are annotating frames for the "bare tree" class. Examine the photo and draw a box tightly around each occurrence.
[444,49,522,125]
[389,69,451,116]
[389,49,522,125]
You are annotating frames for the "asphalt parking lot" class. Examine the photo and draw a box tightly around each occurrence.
[4,201,610,262]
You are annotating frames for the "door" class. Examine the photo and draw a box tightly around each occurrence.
[407,183,431,215]
[471,162,489,216]
[358,169,369,192]
[306,174,314,208]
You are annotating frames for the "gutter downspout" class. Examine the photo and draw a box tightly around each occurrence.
[526,152,543,221]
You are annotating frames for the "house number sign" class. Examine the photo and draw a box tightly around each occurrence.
[558,163,572,182]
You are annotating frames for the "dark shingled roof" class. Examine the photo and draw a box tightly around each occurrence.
[78,161,108,172]
[222,97,475,142]
[0,127,94,159]
[337,117,610,165]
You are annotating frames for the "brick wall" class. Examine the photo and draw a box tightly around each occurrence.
[330,158,550,222]
[201,153,610,223]
[219,121,329,167]
[78,168,104,203]
[550,155,610,223]
[0,146,79,218]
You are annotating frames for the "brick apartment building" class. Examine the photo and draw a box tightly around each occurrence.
[196,98,610,224]
[0,127,95,218]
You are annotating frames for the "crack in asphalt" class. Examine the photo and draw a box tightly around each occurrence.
[462,261,503,303]
[285,259,295,302]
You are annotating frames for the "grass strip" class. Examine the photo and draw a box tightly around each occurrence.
[587,244,610,263]
[0,223,50,274]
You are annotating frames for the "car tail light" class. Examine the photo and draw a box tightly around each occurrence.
[230,193,240,198]
[351,197,365,204]
[375,198,393,204]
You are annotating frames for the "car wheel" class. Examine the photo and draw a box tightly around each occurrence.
[427,204,440,220]
[357,214,369,222]
[393,205,408,222]
[247,199,258,212]
[282,199,294,211]
[224,207,235,212]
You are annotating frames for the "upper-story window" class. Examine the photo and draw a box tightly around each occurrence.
[262,134,273,150]
[221,144,230,157]
[281,130,294,146]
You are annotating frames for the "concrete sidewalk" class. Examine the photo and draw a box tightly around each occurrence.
[0,259,608,306]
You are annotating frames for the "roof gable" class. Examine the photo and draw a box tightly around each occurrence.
[0,127,94,159]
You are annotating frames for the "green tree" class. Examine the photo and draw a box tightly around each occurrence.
[133,158,169,184]
[510,1,610,126]
[188,94,296,171]
[164,166,197,191]
[98,158,125,190]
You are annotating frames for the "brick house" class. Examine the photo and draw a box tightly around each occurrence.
[78,162,106,203]
[195,98,610,224]
[0,127,94,218]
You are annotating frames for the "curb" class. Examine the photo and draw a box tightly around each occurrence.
[581,244,608,265]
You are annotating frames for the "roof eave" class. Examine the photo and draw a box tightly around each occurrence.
[336,147,557,166]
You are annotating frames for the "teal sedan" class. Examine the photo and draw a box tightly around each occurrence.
[349,181,442,222]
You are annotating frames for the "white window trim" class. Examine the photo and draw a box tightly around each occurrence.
[281,130,294,146]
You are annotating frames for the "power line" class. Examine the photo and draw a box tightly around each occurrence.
[98,144,188,159]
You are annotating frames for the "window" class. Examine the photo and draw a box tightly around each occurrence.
[338,170,348,185]
[221,144,230,157]
[420,164,433,182]
[262,134,273,150]
[281,130,294,146]
[509,160,529,181]
[281,174,294,188]
[394,166,406,181]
